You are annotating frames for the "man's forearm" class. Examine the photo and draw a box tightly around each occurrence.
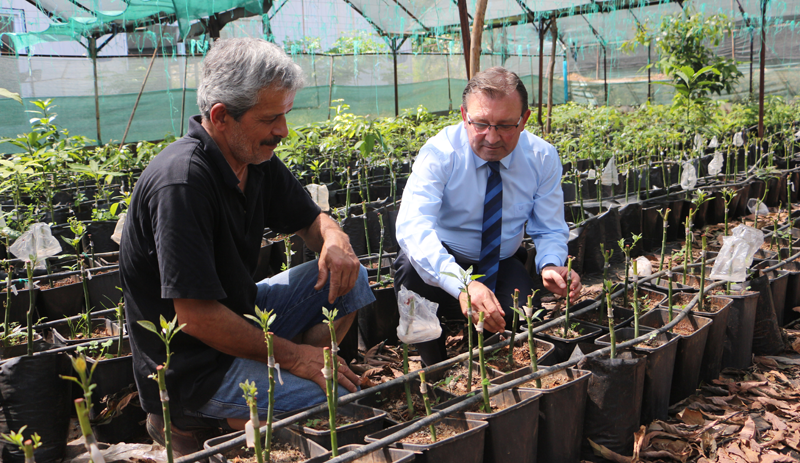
[297,213,343,253]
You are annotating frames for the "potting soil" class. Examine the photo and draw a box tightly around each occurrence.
[221,440,307,463]
[303,414,356,431]
[517,371,572,390]
[441,364,486,396]
[398,422,461,444]
[369,389,437,423]
[485,344,548,373]
[541,324,585,340]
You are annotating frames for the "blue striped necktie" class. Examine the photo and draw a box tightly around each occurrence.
[478,161,502,292]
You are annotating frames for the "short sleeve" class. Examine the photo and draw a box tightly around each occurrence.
[151,184,227,301]
[263,158,321,234]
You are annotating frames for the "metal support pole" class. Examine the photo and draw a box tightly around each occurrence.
[119,46,159,149]
[90,37,102,145]
[392,38,399,117]
[647,43,652,103]
[180,53,188,137]
[758,0,767,139]
[327,56,335,119]
[537,19,545,128]
[545,19,557,135]
[749,28,754,98]
[603,45,608,106]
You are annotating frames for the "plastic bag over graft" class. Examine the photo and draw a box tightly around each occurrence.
[601,157,619,186]
[396,285,441,344]
[9,223,61,269]
[680,162,697,191]
[709,225,764,282]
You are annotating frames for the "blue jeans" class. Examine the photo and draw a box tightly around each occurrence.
[189,261,374,419]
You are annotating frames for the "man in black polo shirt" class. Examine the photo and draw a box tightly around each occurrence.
[120,38,374,457]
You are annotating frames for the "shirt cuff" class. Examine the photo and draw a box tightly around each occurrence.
[537,255,563,273]
[438,262,467,299]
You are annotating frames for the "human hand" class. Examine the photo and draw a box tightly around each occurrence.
[287,344,360,393]
[542,266,582,299]
[314,229,360,304]
[458,281,506,333]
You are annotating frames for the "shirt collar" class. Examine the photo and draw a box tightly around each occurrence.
[186,115,264,193]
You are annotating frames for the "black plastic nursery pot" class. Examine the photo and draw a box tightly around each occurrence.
[0,333,52,360]
[638,309,712,404]
[86,268,123,312]
[567,225,587,275]
[577,350,646,462]
[85,220,120,253]
[433,389,542,463]
[204,427,329,463]
[36,274,87,321]
[0,286,37,327]
[365,417,488,463]
[358,286,400,349]
[535,322,602,364]
[355,378,456,426]
[307,444,416,463]
[596,327,679,424]
[776,255,800,325]
[748,274,785,356]
[717,288,760,370]
[0,352,73,463]
[87,338,146,444]
[492,367,591,463]
[640,272,696,294]
[752,261,791,327]
[660,293,734,385]
[49,317,121,346]
[289,403,387,450]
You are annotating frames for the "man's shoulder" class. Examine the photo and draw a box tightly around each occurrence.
[416,124,465,164]
[141,136,212,188]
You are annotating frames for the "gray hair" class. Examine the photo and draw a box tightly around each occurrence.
[462,66,528,117]
[197,38,304,120]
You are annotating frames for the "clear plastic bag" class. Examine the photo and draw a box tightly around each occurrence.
[708,151,724,176]
[9,223,62,269]
[626,256,652,278]
[693,133,704,152]
[396,285,441,344]
[747,198,769,216]
[111,212,126,244]
[601,156,619,186]
[709,225,764,282]
[306,184,330,212]
[680,161,697,190]
[709,136,719,148]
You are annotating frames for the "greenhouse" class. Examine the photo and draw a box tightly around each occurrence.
[1,0,800,462]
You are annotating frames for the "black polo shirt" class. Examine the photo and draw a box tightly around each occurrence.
[120,116,321,413]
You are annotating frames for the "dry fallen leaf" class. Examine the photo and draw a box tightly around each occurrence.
[678,408,707,426]
[588,439,632,463]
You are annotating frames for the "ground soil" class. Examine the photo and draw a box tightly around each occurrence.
[302,414,356,431]
[369,389,441,423]
[516,371,574,390]
[38,274,82,289]
[439,363,486,396]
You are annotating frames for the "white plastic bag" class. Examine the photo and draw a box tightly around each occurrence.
[733,131,744,147]
[708,151,724,176]
[680,161,697,190]
[627,256,652,278]
[693,133,704,152]
[747,198,769,217]
[306,184,330,212]
[709,136,719,149]
[396,285,441,344]
[9,223,62,269]
[601,156,619,186]
[709,225,764,282]
[111,212,126,244]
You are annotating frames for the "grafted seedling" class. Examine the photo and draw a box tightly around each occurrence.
[441,266,483,392]
[1,425,42,463]
[475,312,491,413]
[507,288,519,369]
[418,370,436,442]
[244,306,278,462]
[510,291,543,388]
[603,280,617,359]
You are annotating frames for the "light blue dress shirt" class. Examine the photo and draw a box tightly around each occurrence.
[396,123,569,299]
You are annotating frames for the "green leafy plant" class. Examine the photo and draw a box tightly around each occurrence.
[441,266,483,393]
[244,306,279,462]
[510,291,544,388]
[1,425,42,463]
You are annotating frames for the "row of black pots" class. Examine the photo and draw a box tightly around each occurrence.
[1,267,122,328]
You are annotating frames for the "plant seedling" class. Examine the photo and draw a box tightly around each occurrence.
[137,315,186,463]
[398,298,415,421]
[1,425,42,463]
[61,353,105,463]
[244,306,278,462]
[656,208,670,285]
[418,370,436,442]
[506,288,519,369]
[475,312,491,413]
[240,380,265,463]
[631,260,641,338]
[322,347,338,456]
[441,266,483,392]
[603,280,617,359]
[563,257,575,338]
[510,291,544,388]
[721,187,736,236]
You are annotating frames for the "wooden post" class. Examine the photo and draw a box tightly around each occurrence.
[749,28,754,98]
[90,37,102,145]
[647,42,652,103]
[545,19,557,135]
[457,0,471,79]
[470,0,489,79]
[120,46,159,149]
[537,19,545,128]
[603,45,608,106]
[445,53,453,111]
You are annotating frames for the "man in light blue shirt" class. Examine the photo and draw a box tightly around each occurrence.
[394,67,582,365]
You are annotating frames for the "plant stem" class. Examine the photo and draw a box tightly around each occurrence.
[466,291,473,393]
[699,235,707,313]
[525,295,541,388]
[323,348,338,456]
[657,208,670,285]
[75,398,106,463]
[403,343,414,420]
[26,262,34,357]
[565,257,574,334]
[266,332,276,463]
[683,216,691,284]
[507,289,519,368]
[4,267,11,348]
[157,365,174,463]
[632,260,639,338]
[667,268,674,326]
[248,394,264,463]
[376,214,385,284]
[418,370,437,443]
[605,290,616,359]
[476,312,491,413]
[80,260,91,339]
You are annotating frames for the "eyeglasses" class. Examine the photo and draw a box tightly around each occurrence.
[466,113,522,134]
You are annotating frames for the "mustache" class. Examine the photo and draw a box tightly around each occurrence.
[261,137,282,146]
